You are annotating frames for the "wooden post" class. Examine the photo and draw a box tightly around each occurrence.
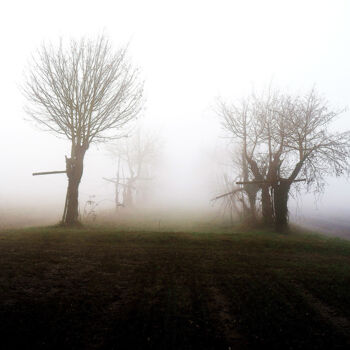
[236,179,306,185]
[211,179,306,201]
[33,170,67,176]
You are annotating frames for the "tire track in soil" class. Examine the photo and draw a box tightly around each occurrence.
[207,284,250,350]
[294,283,350,344]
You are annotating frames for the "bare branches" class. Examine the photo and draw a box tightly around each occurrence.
[218,88,350,194]
[23,35,144,225]
[23,35,144,147]
[216,87,350,229]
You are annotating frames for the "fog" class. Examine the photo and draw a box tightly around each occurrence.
[0,0,350,231]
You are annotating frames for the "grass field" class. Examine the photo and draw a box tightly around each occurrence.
[1,226,350,349]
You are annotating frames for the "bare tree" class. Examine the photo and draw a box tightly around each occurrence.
[271,90,350,230]
[104,130,159,210]
[218,89,350,231]
[218,94,272,224]
[24,36,144,225]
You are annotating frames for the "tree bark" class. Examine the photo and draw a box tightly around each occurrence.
[273,181,291,232]
[261,185,274,226]
[62,145,87,226]
[245,185,258,223]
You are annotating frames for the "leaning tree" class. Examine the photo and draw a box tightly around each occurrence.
[24,36,144,225]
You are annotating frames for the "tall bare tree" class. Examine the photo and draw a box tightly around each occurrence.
[218,89,350,231]
[218,95,272,224]
[270,90,350,230]
[24,36,144,225]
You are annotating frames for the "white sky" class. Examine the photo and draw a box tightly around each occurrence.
[0,0,349,221]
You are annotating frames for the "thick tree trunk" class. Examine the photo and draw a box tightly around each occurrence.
[247,190,257,223]
[62,146,86,226]
[261,185,273,226]
[273,181,290,232]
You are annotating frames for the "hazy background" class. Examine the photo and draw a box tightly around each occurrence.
[0,0,349,229]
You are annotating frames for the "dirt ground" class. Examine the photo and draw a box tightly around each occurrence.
[1,227,350,349]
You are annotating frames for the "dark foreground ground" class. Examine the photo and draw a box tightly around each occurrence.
[1,227,350,349]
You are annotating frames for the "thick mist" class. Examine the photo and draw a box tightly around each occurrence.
[0,0,350,232]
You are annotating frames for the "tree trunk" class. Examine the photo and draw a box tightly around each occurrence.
[246,189,257,223]
[261,185,273,226]
[247,193,256,221]
[273,181,290,232]
[62,146,87,226]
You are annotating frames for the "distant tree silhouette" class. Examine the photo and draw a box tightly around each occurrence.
[104,130,159,210]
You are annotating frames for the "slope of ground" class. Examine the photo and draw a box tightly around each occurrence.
[296,215,350,240]
[1,227,350,349]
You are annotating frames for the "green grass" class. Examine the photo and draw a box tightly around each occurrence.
[1,226,350,349]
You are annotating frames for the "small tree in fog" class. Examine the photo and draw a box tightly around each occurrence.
[218,89,350,231]
[24,36,143,225]
[105,130,159,209]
